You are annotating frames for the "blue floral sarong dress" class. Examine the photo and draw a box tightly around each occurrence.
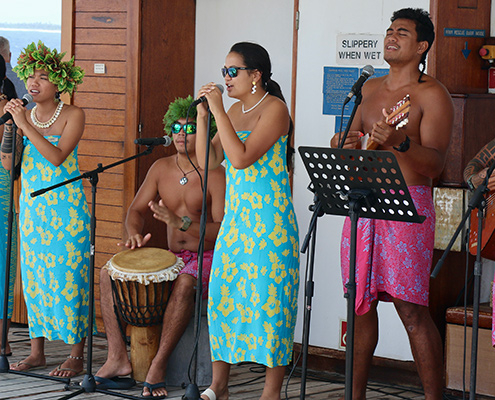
[208,131,299,368]
[19,135,90,344]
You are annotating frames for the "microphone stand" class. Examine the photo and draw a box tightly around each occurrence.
[431,160,495,400]
[0,122,69,385]
[0,124,18,370]
[338,92,361,150]
[298,91,363,400]
[339,90,363,400]
[30,145,158,400]
[298,195,323,400]
[183,107,213,400]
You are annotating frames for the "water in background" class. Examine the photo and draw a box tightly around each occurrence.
[0,27,61,64]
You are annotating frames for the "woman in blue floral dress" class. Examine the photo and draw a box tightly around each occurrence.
[1,41,89,378]
[0,53,18,357]
[196,42,299,400]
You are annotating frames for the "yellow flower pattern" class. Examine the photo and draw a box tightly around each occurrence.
[208,132,299,368]
[19,136,90,344]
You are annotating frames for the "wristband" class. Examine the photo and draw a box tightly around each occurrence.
[466,174,476,191]
[179,216,192,232]
[393,135,410,152]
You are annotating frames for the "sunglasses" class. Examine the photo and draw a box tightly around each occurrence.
[221,67,252,78]
[171,122,197,135]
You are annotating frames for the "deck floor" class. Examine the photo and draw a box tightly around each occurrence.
[0,325,471,399]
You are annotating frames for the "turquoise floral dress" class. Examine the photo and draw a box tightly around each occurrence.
[19,135,90,344]
[0,165,16,319]
[208,131,299,368]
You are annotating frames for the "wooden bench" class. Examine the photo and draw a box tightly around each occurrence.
[445,303,495,397]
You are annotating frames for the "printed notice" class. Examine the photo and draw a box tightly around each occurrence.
[336,34,384,66]
[323,67,389,116]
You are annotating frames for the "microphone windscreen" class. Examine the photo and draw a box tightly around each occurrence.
[362,65,375,78]
[215,84,225,94]
[23,93,34,104]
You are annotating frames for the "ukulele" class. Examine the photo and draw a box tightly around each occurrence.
[366,94,411,150]
[468,191,495,261]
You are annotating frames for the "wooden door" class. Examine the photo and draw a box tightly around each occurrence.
[136,0,196,249]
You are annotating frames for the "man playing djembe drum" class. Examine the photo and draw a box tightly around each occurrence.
[96,96,226,398]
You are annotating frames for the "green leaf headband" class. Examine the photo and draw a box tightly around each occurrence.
[13,41,85,96]
[163,95,217,139]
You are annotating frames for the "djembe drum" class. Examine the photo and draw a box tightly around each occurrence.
[104,247,184,381]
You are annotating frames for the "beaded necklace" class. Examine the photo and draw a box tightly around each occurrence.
[242,92,269,114]
[31,101,64,129]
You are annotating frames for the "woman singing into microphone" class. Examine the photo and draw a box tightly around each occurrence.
[196,42,299,400]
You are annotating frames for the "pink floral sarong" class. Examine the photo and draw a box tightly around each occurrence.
[341,185,435,315]
[173,249,213,300]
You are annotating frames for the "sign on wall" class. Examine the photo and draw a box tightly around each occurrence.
[336,34,384,65]
[323,66,389,116]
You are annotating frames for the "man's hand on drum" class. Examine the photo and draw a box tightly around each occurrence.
[119,233,152,249]
[148,199,182,229]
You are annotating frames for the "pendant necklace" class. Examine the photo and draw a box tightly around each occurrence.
[176,155,196,185]
[31,101,64,129]
[242,91,269,114]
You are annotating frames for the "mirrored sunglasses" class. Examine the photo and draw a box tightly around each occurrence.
[221,67,252,78]
[171,122,197,135]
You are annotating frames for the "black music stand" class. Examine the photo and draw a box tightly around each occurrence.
[298,146,425,400]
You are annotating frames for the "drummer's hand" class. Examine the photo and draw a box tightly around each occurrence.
[149,199,181,229]
[118,233,151,249]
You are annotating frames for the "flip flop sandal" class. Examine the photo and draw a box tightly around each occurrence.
[201,388,217,400]
[11,361,46,371]
[52,363,86,378]
[142,381,167,399]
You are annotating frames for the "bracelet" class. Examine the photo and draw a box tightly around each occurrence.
[67,355,84,360]
[466,174,476,191]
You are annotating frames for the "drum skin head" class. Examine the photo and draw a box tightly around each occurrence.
[112,247,177,273]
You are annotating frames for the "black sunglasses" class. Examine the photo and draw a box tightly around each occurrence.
[221,67,253,78]
[171,122,197,135]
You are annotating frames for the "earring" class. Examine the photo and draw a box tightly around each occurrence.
[251,81,257,95]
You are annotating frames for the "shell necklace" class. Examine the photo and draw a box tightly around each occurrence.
[176,155,197,185]
[242,91,269,114]
[31,101,64,129]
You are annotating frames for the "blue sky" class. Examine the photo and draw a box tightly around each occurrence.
[0,0,61,25]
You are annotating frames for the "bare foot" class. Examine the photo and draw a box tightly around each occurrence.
[95,356,132,380]
[142,361,167,397]
[49,356,84,378]
[10,355,46,371]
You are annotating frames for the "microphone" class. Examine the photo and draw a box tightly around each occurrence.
[191,84,224,106]
[135,136,173,147]
[343,65,375,105]
[0,94,34,125]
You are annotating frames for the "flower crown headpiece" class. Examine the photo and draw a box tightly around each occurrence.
[163,95,217,139]
[13,41,85,96]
